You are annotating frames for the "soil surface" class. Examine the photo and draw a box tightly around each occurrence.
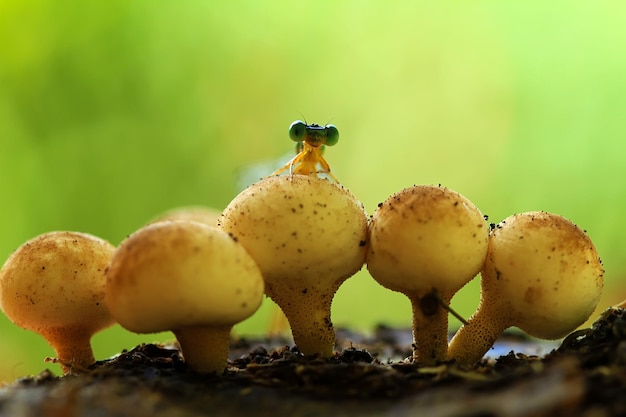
[1,307,625,417]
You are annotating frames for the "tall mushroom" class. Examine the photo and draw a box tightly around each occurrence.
[105,221,264,374]
[0,231,115,374]
[447,211,604,367]
[366,185,489,365]
[219,175,368,357]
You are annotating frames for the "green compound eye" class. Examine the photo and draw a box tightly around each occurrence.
[289,120,307,142]
[324,125,339,146]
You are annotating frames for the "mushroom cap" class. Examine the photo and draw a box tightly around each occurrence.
[482,211,604,339]
[0,231,115,336]
[367,185,488,295]
[218,175,368,293]
[149,206,221,226]
[105,221,264,334]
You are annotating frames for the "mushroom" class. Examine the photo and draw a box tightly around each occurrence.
[447,211,604,367]
[148,206,221,226]
[105,220,264,374]
[0,231,115,374]
[366,185,489,365]
[219,175,368,357]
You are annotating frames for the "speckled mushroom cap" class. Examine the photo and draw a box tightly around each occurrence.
[481,211,604,338]
[367,185,489,295]
[105,221,264,334]
[0,231,115,339]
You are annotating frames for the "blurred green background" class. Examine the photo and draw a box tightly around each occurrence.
[1,1,625,379]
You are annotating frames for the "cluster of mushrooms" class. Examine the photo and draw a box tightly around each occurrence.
[0,175,606,375]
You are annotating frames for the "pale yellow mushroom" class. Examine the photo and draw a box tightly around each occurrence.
[219,175,368,357]
[0,231,115,374]
[448,211,604,367]
[149,206,221,226]
[105,221,264,374]
[367,185,489,365]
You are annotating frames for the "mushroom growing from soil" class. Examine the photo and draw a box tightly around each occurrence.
[105,221,264,374]
[447,211,604,367]
[366,185,489,365]
[219,175,368,357]
[0,231,115,374]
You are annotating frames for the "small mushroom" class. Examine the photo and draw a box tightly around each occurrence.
[366,185,489,365]
[0,231,115,374]
[149,206,221,226]
[219,175,368,357]
[447,211,604,367]
[105,221,264,374]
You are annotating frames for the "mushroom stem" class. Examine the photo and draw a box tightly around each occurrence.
[174,324,232,374]
[45,327,96,374]
[271,286,335,357]
[408,291,452,365]
[447,302,507,366]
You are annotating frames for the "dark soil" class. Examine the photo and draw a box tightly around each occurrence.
[1,308,625,417]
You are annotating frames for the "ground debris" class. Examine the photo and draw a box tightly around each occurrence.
[0,308,625,417]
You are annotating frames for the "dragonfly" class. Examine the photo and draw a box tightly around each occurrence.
[271,120,340,183]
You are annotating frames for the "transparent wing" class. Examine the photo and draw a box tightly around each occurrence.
[234,151,295,192]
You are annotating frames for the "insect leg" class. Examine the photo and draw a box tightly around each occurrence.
[316,154,340,183]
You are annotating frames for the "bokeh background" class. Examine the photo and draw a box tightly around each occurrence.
[1,1,625,379]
